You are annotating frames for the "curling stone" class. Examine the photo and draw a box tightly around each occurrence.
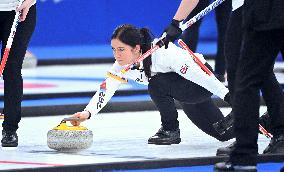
[47,117,93,151]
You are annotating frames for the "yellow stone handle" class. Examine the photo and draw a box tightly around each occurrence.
[52,117,89,131]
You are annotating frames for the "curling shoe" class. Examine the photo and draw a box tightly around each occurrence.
[1,130,18,147]
[148,127,181,145]
[216,141,236,156]
[263,134,284,154]
[213,111,271,136]
[213,111,234,135]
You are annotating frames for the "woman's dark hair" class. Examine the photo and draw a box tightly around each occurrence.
[111,24,153,79]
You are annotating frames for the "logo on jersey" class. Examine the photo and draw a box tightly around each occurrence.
[180,64,189,74]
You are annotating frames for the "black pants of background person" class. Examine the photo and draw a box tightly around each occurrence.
[181,0,231,80]
[215,6,284,156]
[225,6,284,130]
[230,28,284,165]
[225,7,284,103]
[0,5,36,132]
[148,72,233,141]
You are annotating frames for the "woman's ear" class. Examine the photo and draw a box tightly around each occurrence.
[135,45,141,53]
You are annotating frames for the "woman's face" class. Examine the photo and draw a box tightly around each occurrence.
[111,39,141,66]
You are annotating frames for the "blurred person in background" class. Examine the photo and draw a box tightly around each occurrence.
[1,0,37,147]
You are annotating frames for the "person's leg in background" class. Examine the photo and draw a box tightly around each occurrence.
[1,5,36,147]
[215,28,283,171]
[224,7,241,99]
[216,6,284,156]
[180,0,209,51]
[261,32,284,154]
[213,0,231,82]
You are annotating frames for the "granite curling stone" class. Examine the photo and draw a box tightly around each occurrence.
[47,117,93,151]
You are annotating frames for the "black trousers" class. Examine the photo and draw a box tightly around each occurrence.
[0,5,36,132]
[148,72,233,141]
[225,7,284,106]
[181,0,231,76]
[225,7,284,165]
[230,27,284,165]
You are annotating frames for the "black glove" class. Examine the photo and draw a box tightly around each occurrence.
[163,19,182,49]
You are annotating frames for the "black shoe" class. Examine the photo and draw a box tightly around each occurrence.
[263,134,284,154]
[214,162,257,172]
[216,141,236,156]
[148,127,181,145]
[1,130,18,147]
[213,111,271,136]
[213,111,234,135]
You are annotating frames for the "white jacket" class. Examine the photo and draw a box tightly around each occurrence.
[110,42,228,98]
[85,42,229,115]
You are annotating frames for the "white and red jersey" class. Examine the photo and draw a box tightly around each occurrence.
[85,42,229,115]
[0,0,36,11]
[232,0,244,11]
[110,42,228,99]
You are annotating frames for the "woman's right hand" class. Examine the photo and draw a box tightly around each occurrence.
[70,111,90,126]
